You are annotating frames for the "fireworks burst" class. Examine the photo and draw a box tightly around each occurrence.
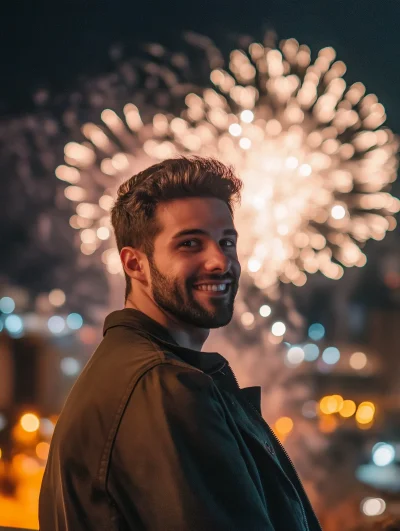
[59,34,399,297]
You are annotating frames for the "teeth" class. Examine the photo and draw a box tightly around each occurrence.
[195,284,228,292]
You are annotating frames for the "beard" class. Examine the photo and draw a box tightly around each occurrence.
[147,254,238,330]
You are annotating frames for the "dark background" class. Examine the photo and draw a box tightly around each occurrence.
[1,0,400,129]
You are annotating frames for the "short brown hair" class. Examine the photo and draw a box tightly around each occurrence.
[111,156,243,300]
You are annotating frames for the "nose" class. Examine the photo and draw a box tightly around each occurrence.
[203,243,232,275]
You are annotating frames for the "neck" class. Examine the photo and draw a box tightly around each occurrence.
[125,297,210,351]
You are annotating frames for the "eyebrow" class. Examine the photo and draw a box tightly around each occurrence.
[171,228,239,240]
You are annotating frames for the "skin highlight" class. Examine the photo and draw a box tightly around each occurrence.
[121,196,241,351]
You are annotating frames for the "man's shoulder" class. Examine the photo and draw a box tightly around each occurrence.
[92,329,203,388]
[97,326,193,373]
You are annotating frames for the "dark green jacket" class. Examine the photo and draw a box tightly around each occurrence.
[39,308,322,531]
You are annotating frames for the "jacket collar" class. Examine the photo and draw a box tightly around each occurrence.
[104,308,262,413]
[103,308,227,375]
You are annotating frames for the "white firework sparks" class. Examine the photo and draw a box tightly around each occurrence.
[58,35,399,295]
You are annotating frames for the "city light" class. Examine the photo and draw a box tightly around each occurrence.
[275,416,294,435]
[20,413,40,433]
[308,323,325,341]
[339,400,357,418]
[47,316,66,334]
[322,346,340,365]
[271,321,286,337]
[5,314,23,335]
[60,357,81,376]
[301,400,318,418]
[36,442,50,461]
[48,289,66,307]
[361,497,386,517]
[66,312,84,330]
[319,395,344,414]
[303,343,320,361]
[0,296,15,314]
[356,401,375,424]
[372,443,396,467]
[286,346,305,365]
[349,351,368,370]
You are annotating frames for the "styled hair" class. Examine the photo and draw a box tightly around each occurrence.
[111,156,243,300]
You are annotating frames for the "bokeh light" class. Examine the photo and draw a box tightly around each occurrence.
[361,497,386,517]
[275,416,294,435]
[349,351,367,370]
[5,314,23,335]
[66,312,84,330]
[36,442,50,461]
[356,401,375,424]
[48,289,66,307]
[303,343,320,361]
[301,400,318,418]
[372,442,395,467]
[308,323,325,341]
[20,413,40,433]
[0,296,16,314]
[286,346,305,364]
[47,316,66,334]
[319,395,343,414]
[60,357,81,376]
[339,399,357,418]
[271,321,286,336]
[322,346,340,365]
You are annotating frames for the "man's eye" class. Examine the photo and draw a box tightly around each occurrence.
[179,239,236,248]
[180,240,200,248]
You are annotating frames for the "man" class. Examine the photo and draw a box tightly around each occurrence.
[39,157,321,530]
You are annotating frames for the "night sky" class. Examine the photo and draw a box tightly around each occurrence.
[2,0,400,128]
[1,0,399,312]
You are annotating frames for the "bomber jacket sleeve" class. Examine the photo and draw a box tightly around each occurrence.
[108,362,275,531]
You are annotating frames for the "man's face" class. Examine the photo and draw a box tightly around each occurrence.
[147,197,241,329]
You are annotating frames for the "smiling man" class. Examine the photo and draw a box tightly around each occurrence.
[39,156,321,530]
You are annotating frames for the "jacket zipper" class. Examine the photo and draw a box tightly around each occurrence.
[220,364,322,531]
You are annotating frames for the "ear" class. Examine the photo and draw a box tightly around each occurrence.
[120,247,148,283]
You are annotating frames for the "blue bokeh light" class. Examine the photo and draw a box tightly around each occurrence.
[48,316,66,334]
[0,297,15,314]
[372,443,396,467]
[66,313,83,330]
[5,314,23,334]
[61,357,81,376]
[303,343,320,361]
[308,323,325,341]
[322,346,340,365]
